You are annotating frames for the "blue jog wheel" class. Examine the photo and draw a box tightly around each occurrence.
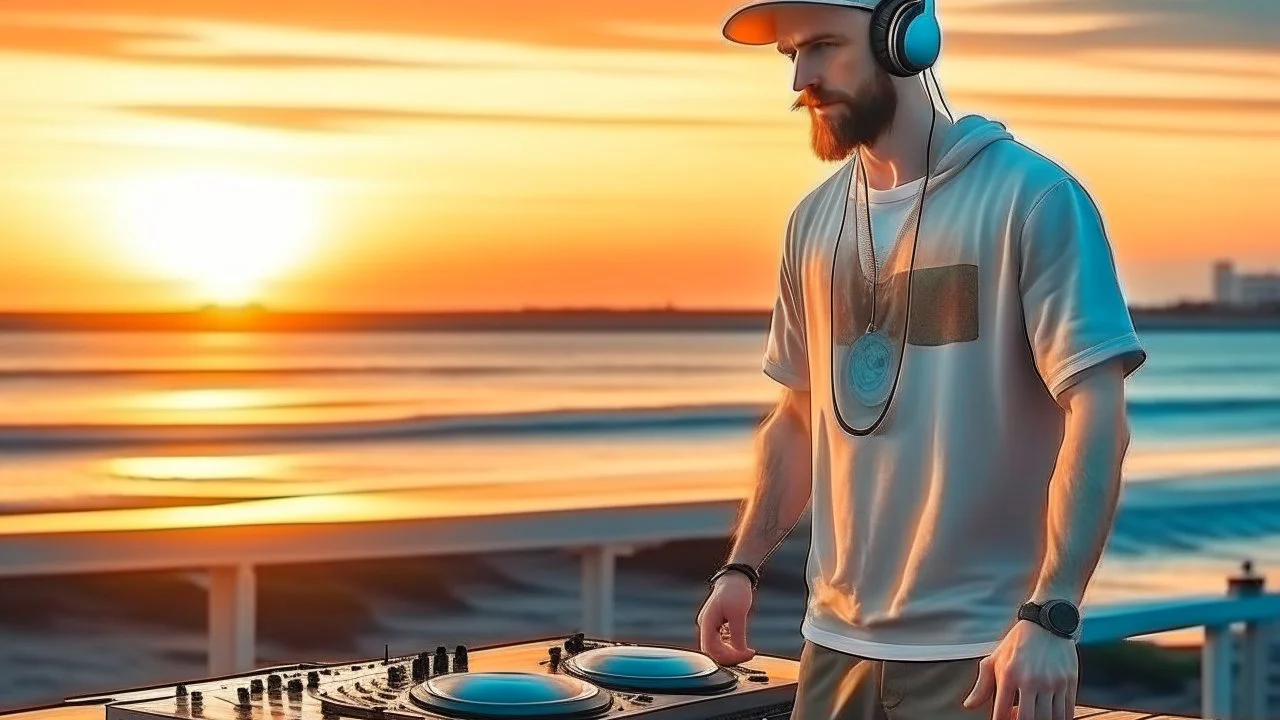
[847,331,894,406]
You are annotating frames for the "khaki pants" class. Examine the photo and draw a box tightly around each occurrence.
[792,640,994,720]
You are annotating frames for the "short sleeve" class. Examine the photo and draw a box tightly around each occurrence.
[1018,177,1147,399]
[763,211,810,390]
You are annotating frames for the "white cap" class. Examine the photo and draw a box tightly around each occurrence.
[721,0,879,45]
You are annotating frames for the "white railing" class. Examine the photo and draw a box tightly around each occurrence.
[2,500,1277,720]
[1079,581,1280,720]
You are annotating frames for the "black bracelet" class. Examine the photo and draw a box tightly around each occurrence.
[708,563,760,589]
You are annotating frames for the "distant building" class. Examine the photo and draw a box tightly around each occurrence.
[1213,261,1280,307]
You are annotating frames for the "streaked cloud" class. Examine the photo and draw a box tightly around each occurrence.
[955,0,1278,55]
[116,104,782,133]
[0,1,730,55]
[1,0,1275,62]
[997,115,1280,139]
[0,13,702,72]
[969,90,1280,138]
[969,92,1280,116]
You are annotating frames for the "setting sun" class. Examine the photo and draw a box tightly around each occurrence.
[111,170,320,305]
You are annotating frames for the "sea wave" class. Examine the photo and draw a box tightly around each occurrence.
[0,363,739,380]
[1128,397,1280,417]
[0,403,770,450]
[1110,471,1280,556]
[4,393,1280,450]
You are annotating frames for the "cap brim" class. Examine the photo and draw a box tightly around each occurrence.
[720,1,874,46]
[720,1,792,46]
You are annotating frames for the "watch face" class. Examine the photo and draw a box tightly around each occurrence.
[1045,601,1079,633]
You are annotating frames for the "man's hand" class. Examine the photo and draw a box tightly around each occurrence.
[962,620,1078,720]
[696,574,757,666]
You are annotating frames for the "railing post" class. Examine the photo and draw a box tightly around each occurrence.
[575,544,644,640]
[1238,621,1269,720]
[1228,561,1268,720]
[580,545,616,640]
[209,563,256,675]
[1203,623,1234,720]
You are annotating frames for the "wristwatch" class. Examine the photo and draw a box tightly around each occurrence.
[707,563,760,590]
[1017,599,1080,639]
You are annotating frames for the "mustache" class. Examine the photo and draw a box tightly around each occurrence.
[791,88,855,111]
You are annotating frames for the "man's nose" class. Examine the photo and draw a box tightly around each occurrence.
[792,57,822,94]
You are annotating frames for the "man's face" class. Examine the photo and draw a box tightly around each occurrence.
[775,6,897,161]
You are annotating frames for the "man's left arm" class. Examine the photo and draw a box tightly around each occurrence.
[965,175,1146,720]
[1029,357,1132,608]
[966,359,1131,720]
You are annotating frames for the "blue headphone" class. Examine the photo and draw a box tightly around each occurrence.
[869,0,941,77]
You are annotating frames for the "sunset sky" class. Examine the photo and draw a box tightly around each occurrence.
[0,0,1276,311]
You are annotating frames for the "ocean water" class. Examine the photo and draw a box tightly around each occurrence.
[1,328,1279,708]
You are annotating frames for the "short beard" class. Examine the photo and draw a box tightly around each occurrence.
[792,68,898,162]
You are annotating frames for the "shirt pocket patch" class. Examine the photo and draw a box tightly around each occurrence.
[908,263,979,346]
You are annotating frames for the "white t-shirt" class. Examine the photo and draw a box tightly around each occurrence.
[863,176,925,278]
[761,114,1146,660]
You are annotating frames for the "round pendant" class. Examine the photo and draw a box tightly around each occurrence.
[847,330,894,406]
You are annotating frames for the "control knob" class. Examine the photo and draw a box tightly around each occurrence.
[547,647,561,672]
[453,645,468,672]
[564,633,585,654]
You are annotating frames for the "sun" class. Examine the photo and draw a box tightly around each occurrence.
[112,169,319,305]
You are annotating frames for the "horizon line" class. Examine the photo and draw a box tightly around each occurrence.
[0,300,1239,315]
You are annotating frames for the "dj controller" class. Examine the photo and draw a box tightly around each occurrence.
[56,635,800,720]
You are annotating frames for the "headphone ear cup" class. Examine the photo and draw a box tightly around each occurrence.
[900,1,940,72]
[868,0,924,77]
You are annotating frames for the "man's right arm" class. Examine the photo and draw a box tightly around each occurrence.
[723,386,813,575]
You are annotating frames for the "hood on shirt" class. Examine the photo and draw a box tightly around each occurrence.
[927,113,1014,187]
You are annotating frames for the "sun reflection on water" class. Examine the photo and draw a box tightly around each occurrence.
[107,455,285,482]
[134,389,276,412]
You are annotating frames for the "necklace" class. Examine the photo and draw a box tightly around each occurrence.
[845,152,927,407]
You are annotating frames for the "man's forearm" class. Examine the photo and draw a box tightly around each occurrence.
[1031,364,1130,606]
[726,406,813,571]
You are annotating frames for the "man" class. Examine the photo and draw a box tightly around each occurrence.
[694,1,1148,720]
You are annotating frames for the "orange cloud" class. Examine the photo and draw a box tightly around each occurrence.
[0,0,733,53]
[969,92,1280,116]
[116,104,784,133]
[1,0,1274,62]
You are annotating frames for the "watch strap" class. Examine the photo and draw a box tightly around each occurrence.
[1017,601,1042,623]
[708,563,760,589]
